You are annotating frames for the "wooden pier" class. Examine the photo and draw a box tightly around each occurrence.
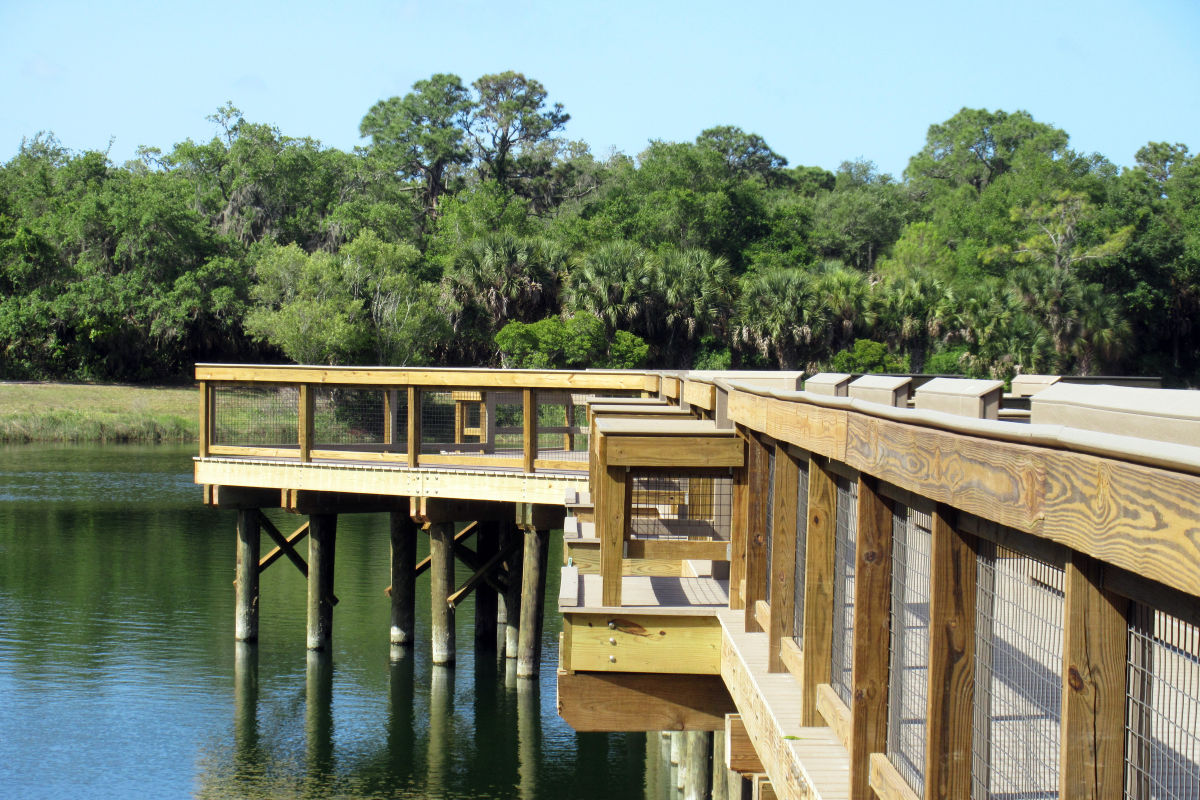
[196,365,1200,799]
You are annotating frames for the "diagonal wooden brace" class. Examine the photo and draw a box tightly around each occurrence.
[257,511,338,605]
[447,534,522,609]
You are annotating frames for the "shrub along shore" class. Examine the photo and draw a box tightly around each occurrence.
[0,383,198,443]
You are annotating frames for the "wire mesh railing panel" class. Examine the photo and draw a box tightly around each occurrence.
[1125,604,1200,799]
[312,387,388,445]
[627,471,733,541]
[419,391,458,454]
[536,390,588,463]
[972,540,1064,800]
[765,445,776,603]
[486,390,525,457]
[831,474,858,707]
[212,384,299,446]
[793,457,810,649]
[888,503,932,796]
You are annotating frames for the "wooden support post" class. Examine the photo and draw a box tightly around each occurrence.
[516,528,550,677]
[1061,551,1129,800]
[712,728,728,800]
[299,384,314,463]
[801,458,838,726]
[475,520,499,651]
[599,463,627,607]
[768,448,799,671]
[390,511,418,646]
[454,399,466,444]
[429,521,456,665]
[684,730,713,800]
[523,388,537,473]
[198,380,212,458]
[924,506,976,800]
[849,476,892,800]
[235,509,260,642]
[563,396,575,452]
[729,459,749,611]
[384,390,400,448]
[502,521,523,657]
[407,386,420,468]
[743,435,770,632]
[306,513,337,651]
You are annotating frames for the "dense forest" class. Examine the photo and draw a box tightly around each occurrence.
[2,72,1197,384]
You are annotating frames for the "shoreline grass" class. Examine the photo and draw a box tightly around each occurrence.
[0,382,198,444]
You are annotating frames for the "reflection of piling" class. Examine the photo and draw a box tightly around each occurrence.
[426,665,454,797]
[517,677,541,800]
[386,646,415,777]
[516,528,550,677]
[305,650,334,777]
[390,512,417,646]
[429,522,456,664]
[502,522,523,658]
[475,520,499,652]
[233,641,259,769]
[235,510,260,642]
[306,514,337,651]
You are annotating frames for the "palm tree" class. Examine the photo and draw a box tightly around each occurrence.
[445,232,556,333]
[564,240,651,331]
[646,247,734,365]
[814,262,875,353]
[733,268,829,370]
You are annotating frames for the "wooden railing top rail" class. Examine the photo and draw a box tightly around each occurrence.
[195,364,659,392]
[719,378,1200,603]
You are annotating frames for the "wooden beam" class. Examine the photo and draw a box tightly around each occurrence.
[563,613,722,674]
[625,539,730,561]
[410,497,513,524]
[743,434,770,632]
[1060,552,1128,800]
[724,714,764,774]
[284,490,408,515]
[206,485,281,509]
[195,364,657,392]
[447,531,521,609]
[516,501,566,532]
[523,388,537,473]
[871,753,921,800]
[924,506,976,800]
[729,458,749,610]
[801,459,838,726]
[849,475,893,800]
[815,683,853,755]
[406,386,420,468]
[556,671,735,732]
[198,380,212,459]
[768,447,799,672]
[599,464,627,607]
[412,522,477,579]
[298,384,314,463]
[605,435,744,468]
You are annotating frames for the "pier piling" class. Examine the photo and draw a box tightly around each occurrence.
[306,513,337,651]
[389,511,417,646]
[235,510,260,642]
[516,527,549,677]
[429,521,456,665]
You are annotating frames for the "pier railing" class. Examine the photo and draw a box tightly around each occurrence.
[196,365,656,473]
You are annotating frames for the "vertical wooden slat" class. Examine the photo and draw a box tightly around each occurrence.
[298,384,314,463]
[924,505,976,800]
[743,434,770,632]
[600,463,627,608]
[523,388,537,473]
[406,387,420,468]
[1061,552,1129,800]
[728,456,749,611]
[768,448,799,672]
[383,389,397,447]
[198,380,212,457]
[801,457,838,725]
[563,397,574,452]
[454,399,465,444]
[849,475,892,800]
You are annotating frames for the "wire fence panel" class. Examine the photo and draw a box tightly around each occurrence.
[627,471,733,541]
[888,503,933,796]
[792,457,810,649]
[312,387,388,445]
[1125,603,1200,799]
[536,391,589,463]
[212,384,299,446]
[972,540,1064,800]
[765,444,776,603]
[830,475,858,707]
[485,390,525,457]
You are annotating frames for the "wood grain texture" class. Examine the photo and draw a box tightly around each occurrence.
[870,753,921,800]
[727,389,767,432]
[765,397,847,463]
[801,461,838,726]
[769,448,799,672]
[564,613,722,674]
[725,714,765,773]
[849,476,892,800]
[196,364,655,391]
[299,384,314,463]
[815,683,853,755]
[556,671,734,732]
[924,507,976,800]
[845,415,1044,534]
[406,387,420,468]
[743,434,770,632]
[1061,552,1128,800]
[198,381,212,458]
[605,436,745,467]
[599,465,627,607]
[626,540,730,561]
[684,381,717,411]
[729,460,750,611]
[523,389,537,473]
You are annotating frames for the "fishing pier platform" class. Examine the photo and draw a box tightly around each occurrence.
[195,365,1200,800]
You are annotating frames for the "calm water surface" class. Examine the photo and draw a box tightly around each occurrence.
[0,445,657,799]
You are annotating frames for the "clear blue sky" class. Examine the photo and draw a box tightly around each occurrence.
[2,0,1197,177]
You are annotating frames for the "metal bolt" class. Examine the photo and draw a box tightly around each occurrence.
[609,637,616,645]
[609,655,616,663]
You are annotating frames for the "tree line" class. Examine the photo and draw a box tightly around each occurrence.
[2,72,1197,384]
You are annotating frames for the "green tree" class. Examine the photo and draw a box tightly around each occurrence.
[469,72,569,195]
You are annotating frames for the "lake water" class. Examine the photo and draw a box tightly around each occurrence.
[0,445,659,799]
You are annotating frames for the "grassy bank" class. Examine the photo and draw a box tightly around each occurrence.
[0,383,198,444]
